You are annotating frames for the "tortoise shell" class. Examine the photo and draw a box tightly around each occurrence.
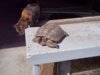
[35,24,67,43]
[35,24,57,37]
[46,25,66,42]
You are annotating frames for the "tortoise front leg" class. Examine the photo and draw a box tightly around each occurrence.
[46,40,59,48]
[39,37,47,46]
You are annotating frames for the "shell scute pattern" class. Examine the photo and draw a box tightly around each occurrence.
[33,24,69,48]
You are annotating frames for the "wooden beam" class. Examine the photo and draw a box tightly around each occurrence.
[40,63,57,75]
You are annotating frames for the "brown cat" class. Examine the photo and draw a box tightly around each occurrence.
[14,3,40,35]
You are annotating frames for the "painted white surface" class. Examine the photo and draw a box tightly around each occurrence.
[25,21,100,59]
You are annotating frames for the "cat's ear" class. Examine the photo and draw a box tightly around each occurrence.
[27,4,31,7]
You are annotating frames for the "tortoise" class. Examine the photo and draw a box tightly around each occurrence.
[14,3,40,35]
[33,24,69,48]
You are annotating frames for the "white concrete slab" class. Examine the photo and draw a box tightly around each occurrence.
[25,21,100,65]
